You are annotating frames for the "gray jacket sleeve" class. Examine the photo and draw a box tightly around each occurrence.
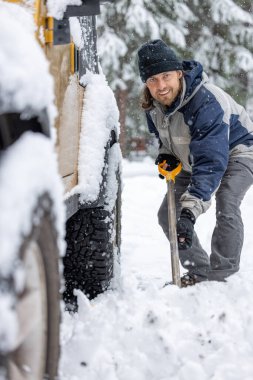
[180,191,212,219]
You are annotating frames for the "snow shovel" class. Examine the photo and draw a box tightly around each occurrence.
[158,161,182,287]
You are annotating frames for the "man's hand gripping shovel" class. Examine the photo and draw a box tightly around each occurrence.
[158,160,182,287]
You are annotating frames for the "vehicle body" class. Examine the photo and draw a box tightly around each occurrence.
[0,0,121,379]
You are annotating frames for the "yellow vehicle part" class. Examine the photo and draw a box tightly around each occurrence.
[70,42,75,75]
[33,0,53,45]
[44,16,54,44]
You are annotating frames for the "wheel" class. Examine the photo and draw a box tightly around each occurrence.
[63,198,121,309]
[0,132,64,380]
[63,207,113,302]
[0,195,60,380]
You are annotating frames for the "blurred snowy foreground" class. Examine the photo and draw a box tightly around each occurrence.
[60,157,253,380]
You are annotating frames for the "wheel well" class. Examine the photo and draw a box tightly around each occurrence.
[0,111,50,151]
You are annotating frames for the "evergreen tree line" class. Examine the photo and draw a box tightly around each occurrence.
[97,0,253,157]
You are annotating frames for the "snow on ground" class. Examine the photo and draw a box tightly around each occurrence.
[60,157,253,380]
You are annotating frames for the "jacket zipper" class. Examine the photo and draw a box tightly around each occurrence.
[164,115,178,159]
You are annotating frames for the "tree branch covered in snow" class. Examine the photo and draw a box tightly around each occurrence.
[97,0,191,88]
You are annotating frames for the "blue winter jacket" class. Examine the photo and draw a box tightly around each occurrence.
[146,61,253,218]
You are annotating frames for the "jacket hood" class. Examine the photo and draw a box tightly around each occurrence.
[182,60,206,100]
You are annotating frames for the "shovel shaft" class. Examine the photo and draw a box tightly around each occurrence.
[167,180,181,287]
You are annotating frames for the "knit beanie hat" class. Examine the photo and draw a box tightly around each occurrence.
[137,39,183,82]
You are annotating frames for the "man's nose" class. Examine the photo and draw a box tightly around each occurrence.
[157,78,166,90]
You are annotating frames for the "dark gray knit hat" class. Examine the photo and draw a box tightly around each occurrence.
[137,39,183,82]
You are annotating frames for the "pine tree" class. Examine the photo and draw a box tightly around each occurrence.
[186,0,253,103]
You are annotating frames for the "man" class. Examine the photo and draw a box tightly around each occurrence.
[137,39,253,287]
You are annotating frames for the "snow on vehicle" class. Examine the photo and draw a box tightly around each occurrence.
[0,0,121,379]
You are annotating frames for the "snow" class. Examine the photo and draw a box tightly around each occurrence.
[69,17,83,49]
[66,71,120,204]
[98,31,128,73]
[1,0,253,377]
[212,0,253,24]
[104,143,122,213]
[47,0,81,20]
[0,133,65,274]
[0,2,56,126]
[234,47,253,72]
[60,157,253,380]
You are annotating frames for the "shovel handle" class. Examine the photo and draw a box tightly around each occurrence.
[167,181,181,287]
[158,160,182,287]
[158,160,182,182]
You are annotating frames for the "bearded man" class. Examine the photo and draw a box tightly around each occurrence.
[137,39,253,286]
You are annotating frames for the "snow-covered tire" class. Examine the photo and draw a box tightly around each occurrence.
[0,194,60,380]
[0,133,65,380]
[63,188,121,309]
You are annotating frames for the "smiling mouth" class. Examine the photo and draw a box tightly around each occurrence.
[158,91,170,96]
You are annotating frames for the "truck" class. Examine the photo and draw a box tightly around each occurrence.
[0,1,121,379]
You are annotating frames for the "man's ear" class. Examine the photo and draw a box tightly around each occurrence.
[177,71,183,79]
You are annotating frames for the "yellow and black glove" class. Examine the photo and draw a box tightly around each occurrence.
[155,154,180,179]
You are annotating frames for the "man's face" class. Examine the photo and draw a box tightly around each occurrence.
[146,71,183,106]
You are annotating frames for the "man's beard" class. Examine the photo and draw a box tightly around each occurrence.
[155,81,182,106]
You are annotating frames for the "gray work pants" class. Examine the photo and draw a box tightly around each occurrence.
[158,156,253,281]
